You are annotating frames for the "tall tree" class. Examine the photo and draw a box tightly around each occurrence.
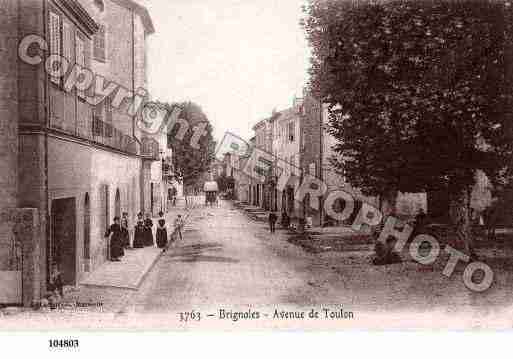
[303,0,513,256]
[166,101,216,193]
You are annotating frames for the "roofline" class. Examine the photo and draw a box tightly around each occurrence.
[110,0,155,34]
[56,0,100,35]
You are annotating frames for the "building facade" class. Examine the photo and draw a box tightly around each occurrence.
[0,0,159,305]
[300,92,426,227]
[272,101,302,218]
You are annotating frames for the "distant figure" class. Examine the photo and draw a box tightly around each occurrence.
[133,212,145,248]
[121,212,130,249]
[48,265,64,298]
[281,211,290,229]
[156,211,168,251]
[172,186,177,206]
[105,216,124,261]
[269,211,278,233]
[174,214,184,241]
[144,213,154,247]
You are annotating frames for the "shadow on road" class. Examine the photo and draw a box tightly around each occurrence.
[165,242,240,264]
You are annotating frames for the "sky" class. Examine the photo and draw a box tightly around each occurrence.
[139,0,311,142]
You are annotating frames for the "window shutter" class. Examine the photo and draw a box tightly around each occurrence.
[49,12,61,85]
[75,34,86,98]
[94,24,106,62]
[62,21,72,63]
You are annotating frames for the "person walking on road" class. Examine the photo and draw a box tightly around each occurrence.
[269,211,278,233]
[174,214,184,241]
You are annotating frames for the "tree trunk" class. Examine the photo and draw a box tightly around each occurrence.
[380,189,398,218]
[449,187,477,259]
[373,189,398,264]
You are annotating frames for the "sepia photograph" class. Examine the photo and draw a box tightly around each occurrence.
[1,0,513,345]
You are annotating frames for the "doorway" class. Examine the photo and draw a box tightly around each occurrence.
[115,189,121,219]
[83,193,90,271]
[51,198,77,286]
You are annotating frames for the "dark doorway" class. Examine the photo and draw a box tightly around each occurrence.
[83,193,91,271]
[287,186,294,214]
[115,189,121,218]
[51,198,77,286]
[150,183,154,214]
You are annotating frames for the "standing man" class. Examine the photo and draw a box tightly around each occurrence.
[174,214,184,241]
[269,211,278,233]
[172,185,177,207]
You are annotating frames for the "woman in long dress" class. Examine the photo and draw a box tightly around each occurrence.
[156,214,168,250]
[133,213,145,248]
[143,213,154,247]
[105,217,124,261]
[121,212,130,248]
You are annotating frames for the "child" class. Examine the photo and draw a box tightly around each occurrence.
[174,214,184,241]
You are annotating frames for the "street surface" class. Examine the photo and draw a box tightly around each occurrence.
[3,199,513,330]
[115,200,513,330]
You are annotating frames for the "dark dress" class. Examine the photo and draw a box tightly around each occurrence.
[133,221,145,248]
[121,218,130,248]
[105,224,124,259]
[156,219,168,249]
[143,218,154,247]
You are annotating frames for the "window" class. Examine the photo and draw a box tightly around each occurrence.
[62,21,73,62]
[105,97,113,138]
[49,12,61,85]
[75,34,86,99]
[288,122,295,142]
[92,104,103,137]
[94,24,106,62]
[309,163,316,177]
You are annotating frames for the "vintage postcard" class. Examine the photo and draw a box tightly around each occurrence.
[1,0,513,338]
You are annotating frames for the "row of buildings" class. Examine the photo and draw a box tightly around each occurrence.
[221,93,428,227]
[0,0,178,305]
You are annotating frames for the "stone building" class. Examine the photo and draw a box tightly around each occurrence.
[252,117,273,209]
[272,100,302,218]
[300,92,426,227]
[0,0,159,305]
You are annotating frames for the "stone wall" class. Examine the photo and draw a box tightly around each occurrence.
[0,0,19,209]
[0,208,40,306]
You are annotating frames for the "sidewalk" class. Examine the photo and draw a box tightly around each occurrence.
[80,199,190,291]
[81,246,162,290]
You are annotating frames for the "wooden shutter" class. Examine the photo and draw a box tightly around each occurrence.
[94,24,106,62]
[49,12,61,85]
[75,34,86,98]
[62,21,72,63]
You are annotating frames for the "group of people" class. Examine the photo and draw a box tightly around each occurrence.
[105,211,185,262]
[268,210,290,233]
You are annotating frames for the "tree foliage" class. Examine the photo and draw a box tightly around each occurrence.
[303,0,513,253]
[166,101,215,188]
[304,0,513,195]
